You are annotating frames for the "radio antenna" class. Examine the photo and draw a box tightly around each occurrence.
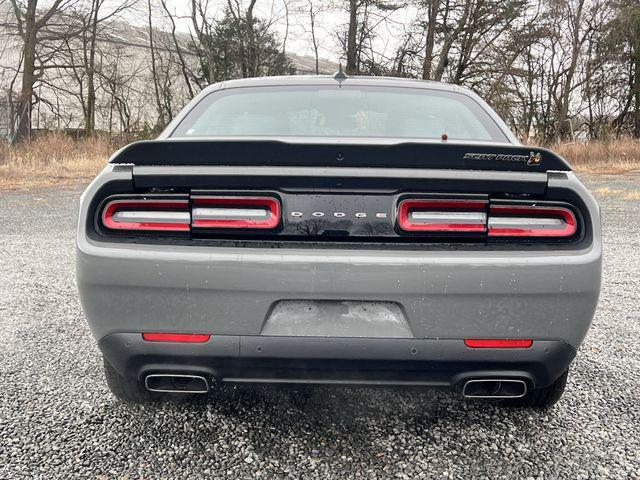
[333,64,347,86]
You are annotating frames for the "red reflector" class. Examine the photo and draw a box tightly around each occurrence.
[464,338,533,348]
[397,199,488,233]
[102,199,190,232]
[142,333,211,343]
[191,196,280,229]
[488,205,576,238]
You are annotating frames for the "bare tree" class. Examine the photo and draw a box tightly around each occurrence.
[340,0,403,75]
[421,0,440,79]
[147,0,166,129]
[159,0,195,99]
[98,42,145,136]
[552,0,591,140]
[346,0,358,73]
[6,0,79,142]
[190,0,216,85]
[608,0,640,137]
[59,0,133,135]
[308,0,320,74]
[1,0,637,142]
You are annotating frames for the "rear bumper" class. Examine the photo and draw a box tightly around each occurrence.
[78,239,602,348]
[99,333,575,390]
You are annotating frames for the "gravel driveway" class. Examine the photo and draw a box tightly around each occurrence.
[1,174,638,479]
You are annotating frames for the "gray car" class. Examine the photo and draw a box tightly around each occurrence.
[76,75,601,408]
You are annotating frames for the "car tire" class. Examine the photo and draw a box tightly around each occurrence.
[103,358,153,403]
[501,370,568,408]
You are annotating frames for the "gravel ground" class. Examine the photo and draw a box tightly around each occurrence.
[0,174,639,479]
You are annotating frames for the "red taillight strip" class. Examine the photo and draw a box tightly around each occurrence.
[397,199,488,233]
[464,339,533,348]
[102,199,190,232]
[191,196,280,229]
[142,333,211,343]
[488,205,577,237]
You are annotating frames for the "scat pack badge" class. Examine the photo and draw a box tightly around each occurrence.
[527,151,542,165]
[463,151,542,166]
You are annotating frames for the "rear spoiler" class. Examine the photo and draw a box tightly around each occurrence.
[109,140,571,172]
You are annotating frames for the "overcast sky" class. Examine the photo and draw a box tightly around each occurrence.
[119,0,416,66]
[24,0,416,69]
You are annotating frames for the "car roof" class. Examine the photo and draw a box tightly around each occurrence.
[202,75,472,95]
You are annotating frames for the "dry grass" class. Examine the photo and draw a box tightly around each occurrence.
[1,134,639,189]
[0,133,115,189]
[592,187,640,201]
[550,138,640,174]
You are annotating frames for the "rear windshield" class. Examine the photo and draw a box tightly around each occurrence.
[171,85,508,142]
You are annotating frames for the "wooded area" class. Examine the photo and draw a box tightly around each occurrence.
[0,0,639,145]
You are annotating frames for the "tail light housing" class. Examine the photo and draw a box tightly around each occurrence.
[397,199,487,233]
[101,198,190,232]
[98,194,281,234]
[191,196,280,229]
[487,205,577,238]
[397,198,578,241]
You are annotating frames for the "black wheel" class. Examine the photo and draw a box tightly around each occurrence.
[103,358,152,403]
[501,370,568,408]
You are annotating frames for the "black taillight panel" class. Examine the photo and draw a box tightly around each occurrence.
[90,187,585,247]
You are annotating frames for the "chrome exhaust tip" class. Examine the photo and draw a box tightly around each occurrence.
[145,374,209,394]
[462,379,527,399]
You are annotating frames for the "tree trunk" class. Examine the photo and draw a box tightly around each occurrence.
[85,0,100,136]
[309,1,319,74]
[14,3,38,143]
[161,0,194,98]
[147,0,165,129]
[245,0,257,77]
[555,0,585,140]
[432,0,470,81]
[346,0,358,74]
[422,0,440,80]
[191,0,216,84]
